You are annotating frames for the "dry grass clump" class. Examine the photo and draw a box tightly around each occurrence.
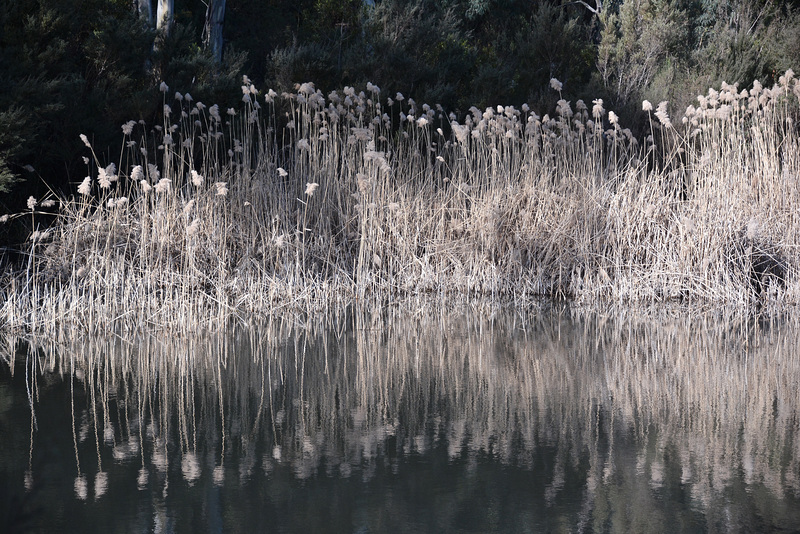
[2,72,800,332]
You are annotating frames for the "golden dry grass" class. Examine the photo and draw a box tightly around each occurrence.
[2,73,799,332]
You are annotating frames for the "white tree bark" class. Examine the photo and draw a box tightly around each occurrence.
[157,0,173,35]
[204,0,227,64]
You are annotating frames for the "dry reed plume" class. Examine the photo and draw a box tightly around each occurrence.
[2,72,800,332]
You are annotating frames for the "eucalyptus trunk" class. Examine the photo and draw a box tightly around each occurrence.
[157,0,173,35]
[204,0,227,64]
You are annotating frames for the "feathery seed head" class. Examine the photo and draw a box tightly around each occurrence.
[159,81,168,93]
[78,176,92,196]
[550,78,563,92]
[592,99,604,119]
[654,101,671,127]
[183,199,196,217]
[642,100,653,112]
[154,178,171,194]
[108,197,128,208]
[80,134,91,148]
[277,167,288,178]
[98,169,111,189]
[357,173,370,192]
[746,218,760,240]
[186,218,200,237]
[209,104,221,122]
[556,99,573,118]
[304,182,319,196]
[27,196,36,210]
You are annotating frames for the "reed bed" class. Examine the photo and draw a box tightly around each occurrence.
[5,309,800,529]
[2,72,800,332]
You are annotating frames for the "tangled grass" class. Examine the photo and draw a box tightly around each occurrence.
[2,72,800,333]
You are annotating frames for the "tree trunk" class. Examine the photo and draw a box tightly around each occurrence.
[135,0,152,25]
[157,0,173,35]
[204,0,227,64]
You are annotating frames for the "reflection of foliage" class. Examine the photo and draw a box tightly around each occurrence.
[4,309,800,530]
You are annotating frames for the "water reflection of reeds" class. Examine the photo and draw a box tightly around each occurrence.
[5,308,800,530]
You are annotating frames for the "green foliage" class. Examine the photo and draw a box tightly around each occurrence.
[264,0,594,111]
[468,3,592,109]
[0,107,33,194]
[692,0,800,85]
[597,0,690,107]
[0,0,245,214]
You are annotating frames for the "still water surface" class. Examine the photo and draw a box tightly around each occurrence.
[2,308,800,533]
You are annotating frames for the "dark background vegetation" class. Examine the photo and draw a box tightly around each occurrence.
[1,0,799,245]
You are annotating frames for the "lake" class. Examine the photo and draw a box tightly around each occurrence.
[2,306,800,533]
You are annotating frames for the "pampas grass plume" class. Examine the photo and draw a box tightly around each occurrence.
[592,99,604,119]
[78,176,92,196]
[155,178,171,194]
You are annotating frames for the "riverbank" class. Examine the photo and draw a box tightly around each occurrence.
[2,73,799,333]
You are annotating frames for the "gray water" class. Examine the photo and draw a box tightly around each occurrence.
[2,307,800,533]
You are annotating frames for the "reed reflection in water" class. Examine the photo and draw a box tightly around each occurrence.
[2,308,800,532]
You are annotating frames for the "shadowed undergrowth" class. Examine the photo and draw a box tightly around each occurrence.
[2,72,800,333]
